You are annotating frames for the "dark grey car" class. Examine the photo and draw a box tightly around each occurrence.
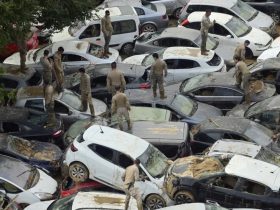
[179,72,276,112]
[126,83,223,126]
[190,116,280,154]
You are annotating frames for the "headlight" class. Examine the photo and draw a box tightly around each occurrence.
[259,27,269,32]
[35,192,54,200]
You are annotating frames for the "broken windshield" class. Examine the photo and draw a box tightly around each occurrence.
[255,147,280,167]
[138,145,168,178]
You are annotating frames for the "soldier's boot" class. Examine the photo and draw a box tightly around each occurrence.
[153,90,157,98]
[124,199,130,210]
[103,50,109,58]
[160,91,167,99]
[89,104,95,117]
[127,119,132,130]
[119,123,124,131]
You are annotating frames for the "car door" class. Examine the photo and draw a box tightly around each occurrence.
[62,53,90,75]
[199,175,238,207]
[191,131,223,153]
[54,100,76,128]
[87,144,116,188]
[79,23,103,46]
[134,7,149,26]
[0,179,37,204]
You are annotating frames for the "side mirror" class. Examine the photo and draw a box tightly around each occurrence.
[253,118,260,123]
[187,92,195,98]
[68,110,73,115]
[226,35,232,39]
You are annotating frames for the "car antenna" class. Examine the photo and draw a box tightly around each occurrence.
[99,125,104,133]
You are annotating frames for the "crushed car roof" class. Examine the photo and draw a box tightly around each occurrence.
[160,27,200,39]
[0,107,30,121]
[171,156,224,179]
[162,47,214,60]
[250,58,280,73]
[226,155,280,191]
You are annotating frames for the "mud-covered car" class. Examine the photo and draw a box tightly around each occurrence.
[0,134,62,174]
[179,72,276,112]
[164,155,280,209]
[0,107,63,145]
[227,95,280,132]
[205,139,280,167]
[189,116,280,154]
[64,63,150,103]
[126,84,223,126]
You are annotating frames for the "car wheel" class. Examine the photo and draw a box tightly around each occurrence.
[271,12,280,23]
[69,162,89,182]
[173,7,182,19]
[145,194,166,209]
[174,191,195,204]
[141,23,157,33]
[121,43,134,56]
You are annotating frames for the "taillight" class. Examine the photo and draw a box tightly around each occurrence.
[70,143,78,152]
[53,130,63,138]
[161,14,167,20]
[180,19,189,26]
[139,82,151,89]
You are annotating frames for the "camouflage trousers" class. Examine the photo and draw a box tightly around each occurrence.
[81,92,95,116]
[124,185,143,210]
[45,103,56,126]
[200,31,208,52]
[151,74,164,93]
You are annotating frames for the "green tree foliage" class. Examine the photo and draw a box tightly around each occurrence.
[0,0,103,70]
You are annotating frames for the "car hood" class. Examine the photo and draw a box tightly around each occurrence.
[123,54,148,65]
[24,200,53,210]
[51,26,73,43]
[4,49,37,65]
[242,27,272,46]
[257,47,280,61]
[248,11,274,29]
[191,102,223,124]
[29,169,57,195]
[214,37,236,64]
[271,37,280,48]
[226,103,251,117]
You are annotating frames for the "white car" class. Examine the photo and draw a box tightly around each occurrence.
[123,47,226,84]
[0,155,57,206]
[24,191,137,210]
[257,46,280,62]
[3,40,120,75]
[64,125,174,209]
[181,12,273,57]
[206,139,280,167]
[158,203,260,210]
[179,0,277,36]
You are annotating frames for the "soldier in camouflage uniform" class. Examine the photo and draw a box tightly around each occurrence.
[53,47,64,93]
[200,9,215,55]
[79,68,95,116]
[101,10,113,57]
[111,85,131,131]
[106,62,126,96]
[150,53,167,99]
[40,50,53,95]
[234,40,250,61]
[234,55,251,104]
[44,84,56,127]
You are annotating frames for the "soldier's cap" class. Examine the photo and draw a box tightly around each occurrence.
[79,67,85,73]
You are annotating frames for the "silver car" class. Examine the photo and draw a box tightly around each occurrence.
[14,86,107,129]
[143,0,185,18]
[134,27,238,65]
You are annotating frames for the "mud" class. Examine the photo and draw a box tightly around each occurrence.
[94,196,124,205]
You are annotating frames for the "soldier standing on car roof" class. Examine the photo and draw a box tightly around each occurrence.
[200,9,215,55]
[234,55,251,104]
[44,84,56,127]
[53,47,64,93]
[234,40,250,61]
[79,68,95,117]
[111,85,131,131]
[40,49,53,96]
[150,53,167,99]
[101,10,113,58]
[122,159,143,210]
[106,62,126,96]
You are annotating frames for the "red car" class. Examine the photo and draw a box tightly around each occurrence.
[0,31,39,61]
[60,177,110,198]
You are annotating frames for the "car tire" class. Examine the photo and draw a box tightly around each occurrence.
[174,191,195,204]
[271,12,280,23]
[173,7,182,19]
[69,162,89,182]
[121,43,134,56]
[141,23,157,33]
[145,194,166,209]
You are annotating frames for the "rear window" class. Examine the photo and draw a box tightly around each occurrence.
[112,19,136,35]
[207,53,221,66]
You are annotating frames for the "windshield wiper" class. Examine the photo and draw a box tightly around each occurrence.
[248,11,258,21]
